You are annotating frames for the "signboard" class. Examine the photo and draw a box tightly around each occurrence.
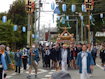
[84,0,94,10]
[25,0,34,13]
[54,7,61,14]
[95,32,105,37]
[90,31,93,44]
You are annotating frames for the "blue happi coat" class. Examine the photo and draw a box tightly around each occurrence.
[14,52,22,67]
[0,54,7,70]
[4,51,11,67]
[28,48,39,65]
[75,51,94,73]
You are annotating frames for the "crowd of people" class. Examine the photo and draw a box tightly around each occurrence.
[0,42,105,79]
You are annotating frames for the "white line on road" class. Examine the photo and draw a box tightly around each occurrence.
[45,75,51,77]
[96,64,104,70]
[6,76,12,78]
[51,70,56,72]
[11,73,16,76]
[48,72,54,74]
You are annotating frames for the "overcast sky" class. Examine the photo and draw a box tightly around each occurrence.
[0,0,57,29]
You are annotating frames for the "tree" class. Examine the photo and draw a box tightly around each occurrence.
[7,0,28,49]
[0,20,14,44]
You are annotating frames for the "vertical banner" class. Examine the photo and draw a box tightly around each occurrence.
[90,31,93,44]
[62,14,65,24]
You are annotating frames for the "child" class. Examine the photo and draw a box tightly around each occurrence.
[14,47,22,74]
[11,49,14,56]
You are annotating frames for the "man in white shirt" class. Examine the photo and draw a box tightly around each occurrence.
[60,44,70,72]
[6,44,10,54]
[76,44,94,79]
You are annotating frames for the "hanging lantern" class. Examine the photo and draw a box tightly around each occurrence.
[81,16,83,20]
[89,15,92,20]
[51,2,55,10]
[2,16,7,23]
[66,16,69,20]
[57,16,60,20]
[71,4,75,12]
[82,4,85,12]
[100,13,103,18]
[14,25,17,31]
[22,26,26,32]
[32,34,35,38]
[62,4,66,12]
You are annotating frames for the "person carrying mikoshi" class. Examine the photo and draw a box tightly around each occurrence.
[27,44,39,79]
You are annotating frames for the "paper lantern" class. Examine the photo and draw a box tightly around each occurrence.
[14,25,17,31]
[51,2,55,10]
[62,4,66,12]
[81,16,83,20]
[100,13,103,18]
[36,34,39,39]
[66,16,69,20]
[2,16,7,23]
[89,15,92,20]
[22,26,26,32]
[32,34,35,38]
[71,4,75,12]
[37,32,39,35]
[57,16,60,20]
[82,4,85,12]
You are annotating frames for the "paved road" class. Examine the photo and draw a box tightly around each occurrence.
[6,58,105,79]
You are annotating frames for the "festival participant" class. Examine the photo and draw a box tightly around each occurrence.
[21,46,28,70]
[71,43,78,69]
[52,46,57,69]
[100,45,105,66]
[0,47,7,79]
[76,44,94,79]
[77,43,82,54]
[59,44,70,71]
[14,47,22,74]
[0,44,11,68]
[10,49,14,56]
[41,44,46,67]
[27,44,39,78]
[6,44,10,54]
[45,46,51,69]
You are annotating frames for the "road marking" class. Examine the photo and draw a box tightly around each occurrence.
[48,72,53,74]
[45,75,51,77]
[51,70,56,72]
[11,73,16,76]
[41,78,47,79]
[96,64,104,70]
[6,76,12,78]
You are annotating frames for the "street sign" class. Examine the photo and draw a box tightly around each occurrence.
[84,0,94,10]
[25,0,34,13]
[54,7,61,14]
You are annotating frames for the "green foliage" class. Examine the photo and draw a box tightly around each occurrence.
[0,20,14,43]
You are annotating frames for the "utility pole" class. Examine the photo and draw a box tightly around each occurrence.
[38,0,41,36]
[34,10,36,44]
[81,20,83,43]
[27,14,31,45]
[49,20,51,42]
